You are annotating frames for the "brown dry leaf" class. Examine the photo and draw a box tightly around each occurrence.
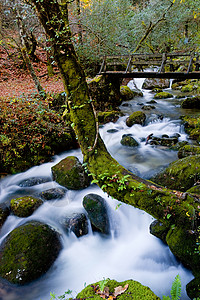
[113,283,129,297]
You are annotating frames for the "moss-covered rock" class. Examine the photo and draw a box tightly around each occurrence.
[10,196,43,217]
[0,221,62,284]
[59,212,88,237]
[178,145,200,159]
[181,96,200,109]
[126,111,146,127]
[181,84,195,93]
[152,155,200,192]
[52,156,90,190]
[120,85,134,100]
[98,111,123,125]
[83,193,110,234]
[166,226,200,273]
[149,220,170,244]
[181,115,200,142]
[120,135,139,147]
[0,204,10,229]
[76,279,160,299]
[142,78,170,90]
[154,92,173,99]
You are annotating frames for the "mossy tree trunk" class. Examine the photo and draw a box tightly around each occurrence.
[29,0,200,283]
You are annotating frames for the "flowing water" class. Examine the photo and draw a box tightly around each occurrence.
[0,80,197,300]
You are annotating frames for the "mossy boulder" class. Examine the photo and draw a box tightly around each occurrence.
[0,221,62,284]
[181,84,195,93]
[98,111,123,125]
[181,96,200,109]
[76,279,160,299]
[178,145,200,159]
[39,187,66,200]
[51,156,90,190]
[0,204,10,229]
[120,135,139,147]
[166,226,200,274]
[120,85,134,100]
[126,111,146,127]
[149,220,170,244]
[181,115,200,142]
[83,193,110,234]
[142,78,170,90]
[152,155,200,192]
[154,92,173,99]
[59,212,88,237]
[10,196,43,217]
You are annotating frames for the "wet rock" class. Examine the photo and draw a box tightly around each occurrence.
[60,212,88,237]
[181,96,200,109]
[142,78,170,90]
[147,100,157,104]
[120,135,139,147]
[121,103,131,107]
[0,204,10,229]
[146,134,178,147]
[83,193,110,234]
[126,111,146,127]
[52,156,90,190]
[141,105,155,110]
[0,221,62,284]
[151,155,200,191]
[120,85,134,100]
[10,196,43,217]
[178,145,200,159]
[181,84,195,93]
[77,279,160,299]
[107,129,119,133]
[150,220,169,244]
[39,187,67,200]
[18,177,51,187]
[154,92,173,99]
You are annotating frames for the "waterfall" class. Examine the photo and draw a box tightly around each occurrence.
[0,87,193,300]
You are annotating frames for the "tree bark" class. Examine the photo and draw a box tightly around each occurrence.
[28,0,200,281]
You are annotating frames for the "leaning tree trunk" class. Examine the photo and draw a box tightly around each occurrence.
[29,0,200,294]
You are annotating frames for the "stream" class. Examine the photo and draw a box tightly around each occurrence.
[0,79,196,300]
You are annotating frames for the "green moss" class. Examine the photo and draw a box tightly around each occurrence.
[166,226,200,273]
[178,145,200,159]
[120,135,139,147]
[152,155,200,192]
[181,84,195,93]
[181,115,200,142]
[77,279,160,299]
[120,85,134,100]
[98,111,123,125]
[154,92,173,99]
[0,221,61,284]
[126,111,146,127]
[52,156,90,189]
[10,196,43,217]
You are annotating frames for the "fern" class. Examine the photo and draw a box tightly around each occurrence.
[170,274,181,300]
[162,274,181,300]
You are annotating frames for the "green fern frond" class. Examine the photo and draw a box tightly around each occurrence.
[170,274,181,300]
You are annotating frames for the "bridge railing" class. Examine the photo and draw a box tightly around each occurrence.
[98,52,200,75]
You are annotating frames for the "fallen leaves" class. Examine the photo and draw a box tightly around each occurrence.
[92,283,129,299]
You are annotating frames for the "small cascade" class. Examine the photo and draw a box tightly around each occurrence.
[0,84,193,300]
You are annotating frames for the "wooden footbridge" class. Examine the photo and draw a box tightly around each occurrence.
[98,52,200,79]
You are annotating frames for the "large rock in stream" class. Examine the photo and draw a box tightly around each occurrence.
[83,194,110,234]
[10,196,43,217]
[142,78,170,89]
[52,156,90,190]
[151,155,200,191]
[0,221,62,284]
[126,111,146,127]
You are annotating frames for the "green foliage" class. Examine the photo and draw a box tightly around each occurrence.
[0,94,72,173]
[98,277,110,292]
[162,275,181,300]
[50,289,73,300]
